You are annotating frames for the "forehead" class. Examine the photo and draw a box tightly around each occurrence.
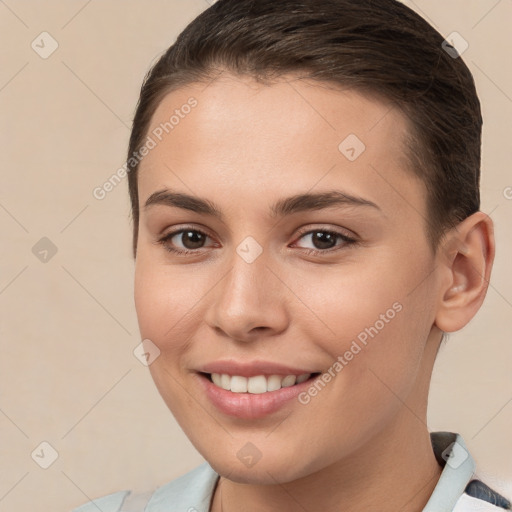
[146,73,408,161]
[138,73,424,222]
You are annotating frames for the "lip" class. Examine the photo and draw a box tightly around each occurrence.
[197,359,316,378]
[195,371,319,419]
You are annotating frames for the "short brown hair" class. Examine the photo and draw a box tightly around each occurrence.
[127,0,482,258]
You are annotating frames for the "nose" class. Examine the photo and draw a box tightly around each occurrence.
[204,249,289,343]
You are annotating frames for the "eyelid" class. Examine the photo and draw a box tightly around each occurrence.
[290,225,358,253]
[293,224,357,241]
[157,223,359,256]
[157,225,216,252]
[158,223,217,246]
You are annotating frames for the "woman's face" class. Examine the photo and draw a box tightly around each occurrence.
[134,73,443,483]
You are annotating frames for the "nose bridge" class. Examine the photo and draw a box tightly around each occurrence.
[221,245,272,315]
[207,239,288,339]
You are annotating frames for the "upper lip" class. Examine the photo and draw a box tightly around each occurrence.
[197,360,317,378]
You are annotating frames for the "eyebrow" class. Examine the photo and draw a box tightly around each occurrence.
[143,189,382,220]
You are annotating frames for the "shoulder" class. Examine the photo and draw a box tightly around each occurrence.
[70,489,130,512]
[70,462,219,512]
[146,461,219,511]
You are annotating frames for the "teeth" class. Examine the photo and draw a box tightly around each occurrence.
[220,374,230,390]
[210,373,311,393]
[296,373,310,384]
[267,375,282,392]
[281,375,296,387]
[247,375,267,394]
[230,375,248,393]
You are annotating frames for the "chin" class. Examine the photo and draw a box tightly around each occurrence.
[203,448,320,486]
[211,461,297,485]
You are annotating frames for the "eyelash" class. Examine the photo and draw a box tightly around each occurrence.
[157,226,358,256]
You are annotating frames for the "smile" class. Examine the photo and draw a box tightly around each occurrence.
[208,372,314,394]
[197,371,322,419]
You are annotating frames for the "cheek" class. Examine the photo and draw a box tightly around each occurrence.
[295,252,433,393]
[292,259,405,349]
[134,256,203,347]
[134,259,202,414]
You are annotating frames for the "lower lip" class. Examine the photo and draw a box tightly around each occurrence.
[197,373,317,419]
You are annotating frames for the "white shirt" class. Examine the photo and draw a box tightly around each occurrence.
[72,432,511,512]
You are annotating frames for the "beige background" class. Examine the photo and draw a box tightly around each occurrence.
[0,1,511,510]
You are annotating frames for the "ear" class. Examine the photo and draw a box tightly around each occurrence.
[434,211,495,333]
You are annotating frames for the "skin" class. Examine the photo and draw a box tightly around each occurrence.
[133,72,495,511]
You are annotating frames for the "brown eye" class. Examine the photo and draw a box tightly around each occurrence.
[309,231,338,250]
[158,228,213,255]
[294,229,357,254]
[177,230,207,250]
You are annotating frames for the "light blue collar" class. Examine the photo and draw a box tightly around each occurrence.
[422,432,476,511]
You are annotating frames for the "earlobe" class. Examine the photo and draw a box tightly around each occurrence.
[434,211,495,333]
